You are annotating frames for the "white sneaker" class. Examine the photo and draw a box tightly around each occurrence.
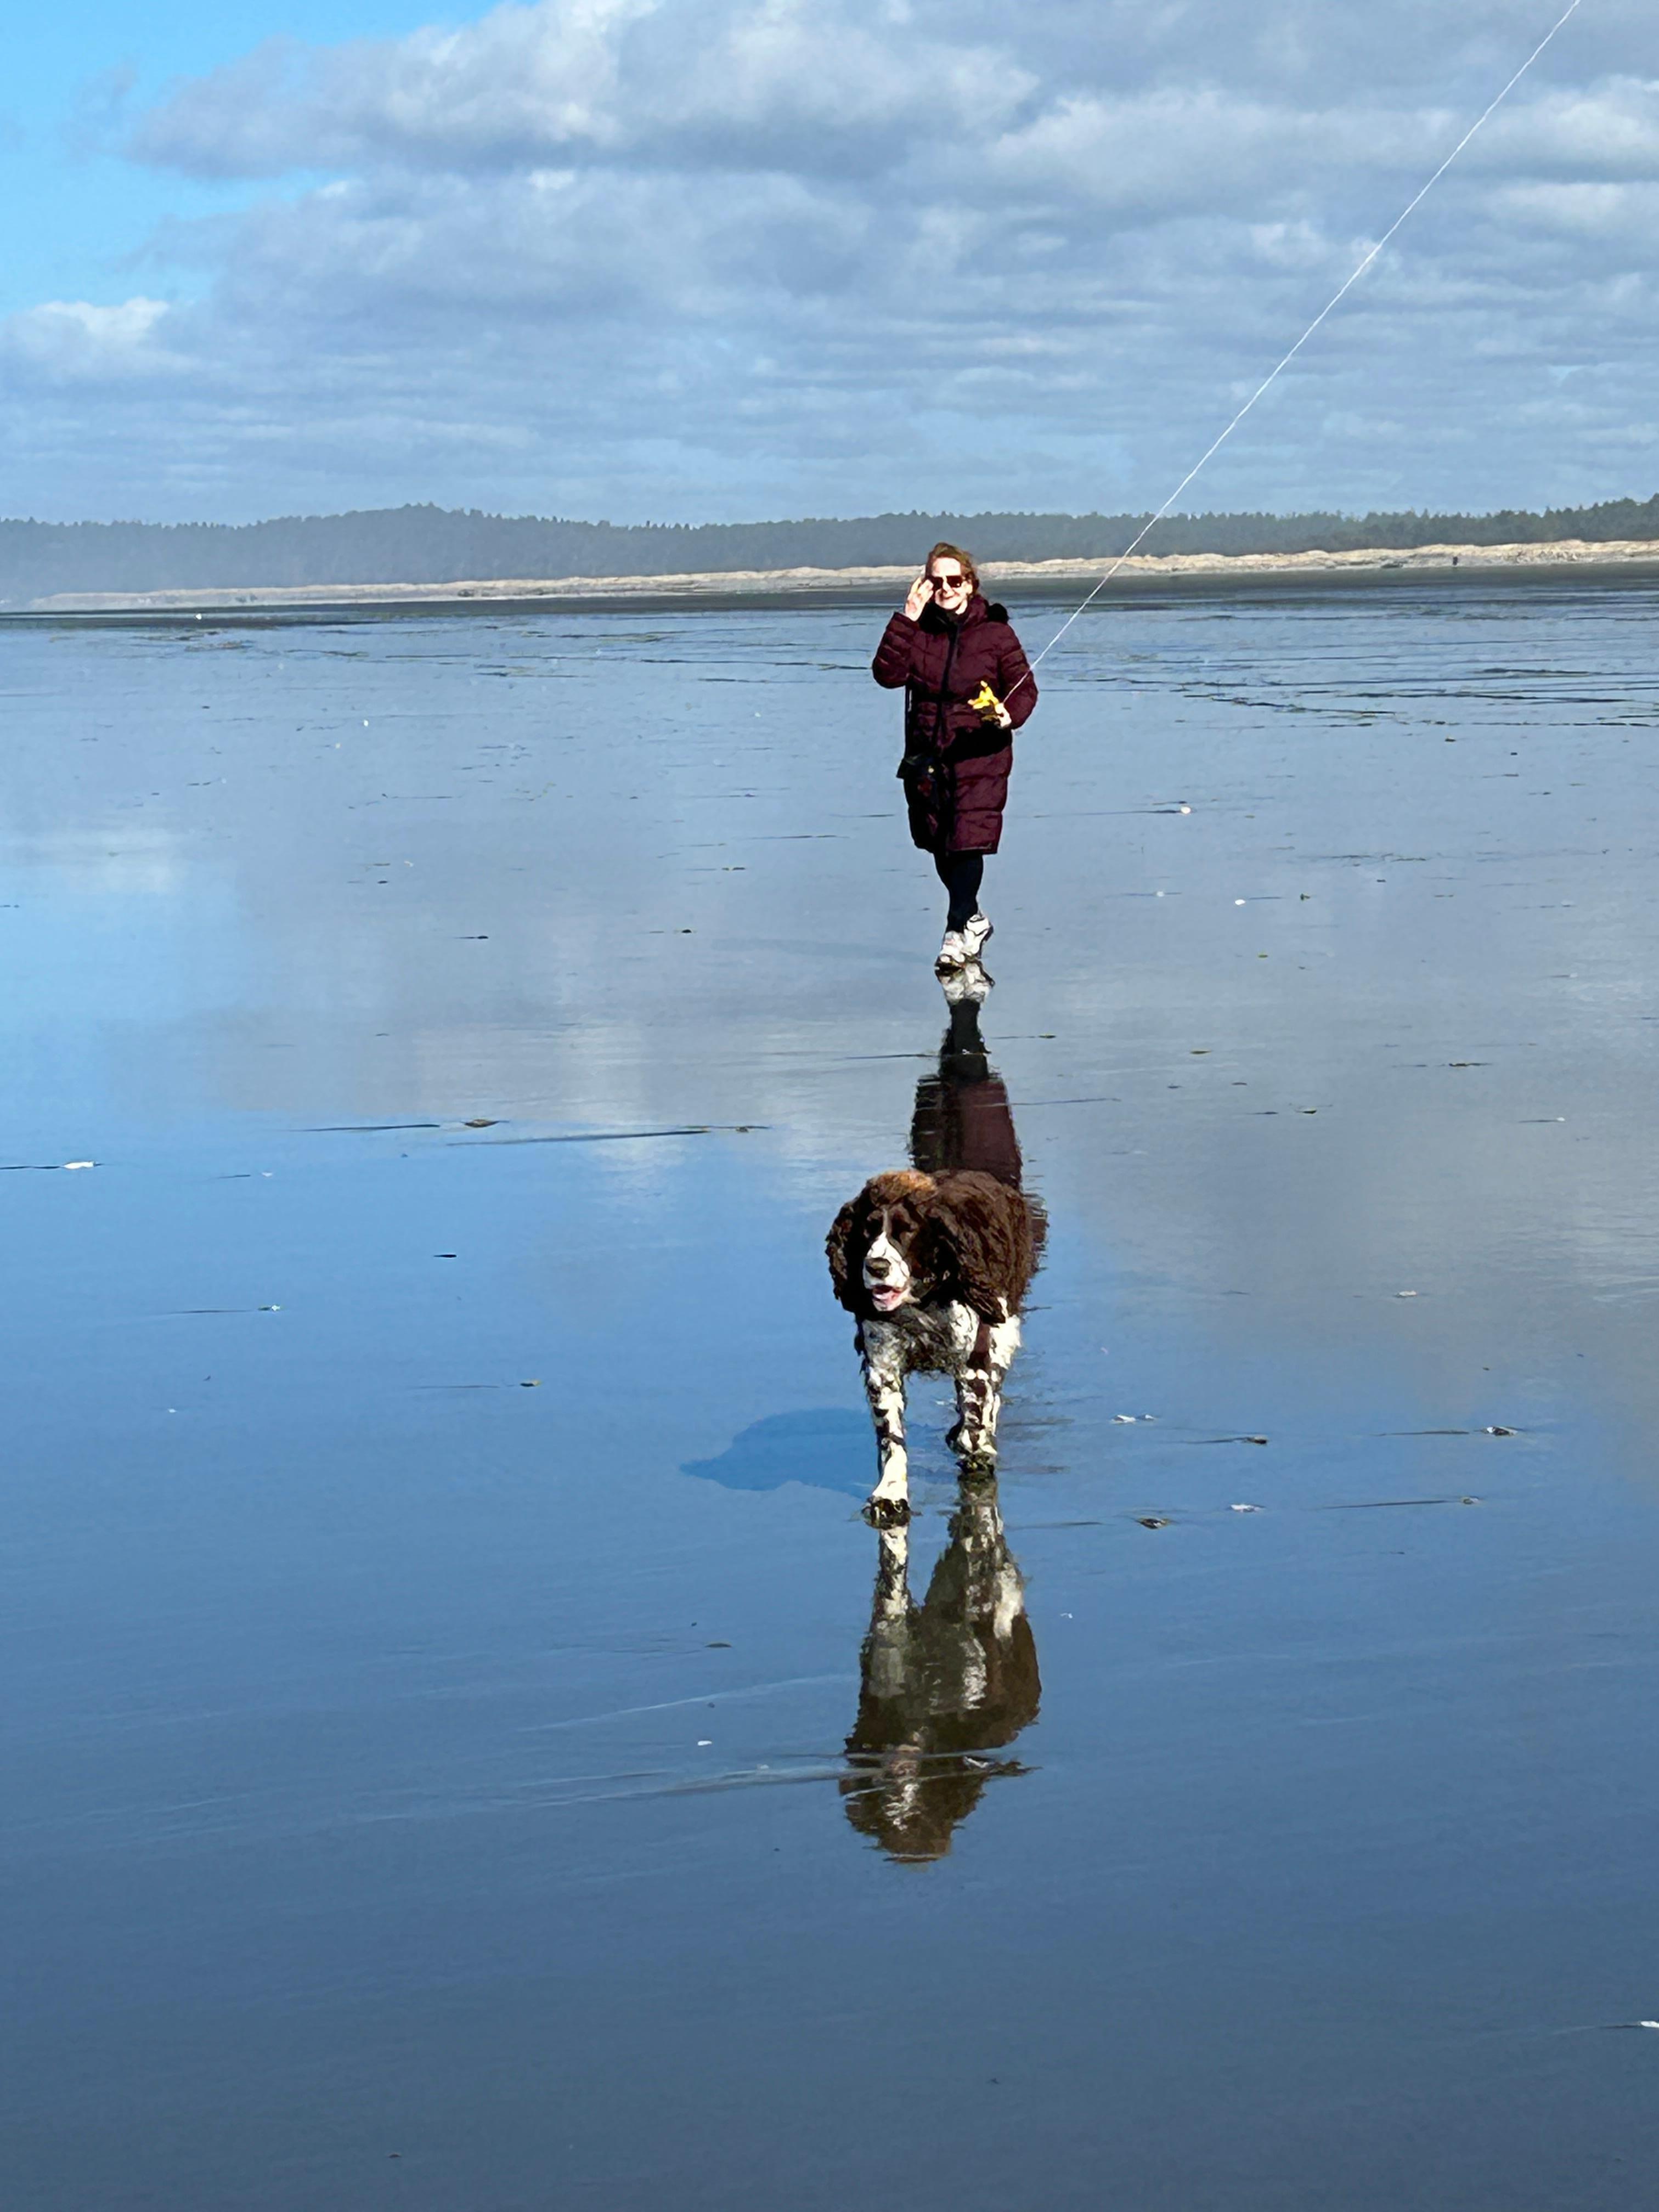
[960,911,994,960]
[940,960,992,1006]
[935,929,968,971]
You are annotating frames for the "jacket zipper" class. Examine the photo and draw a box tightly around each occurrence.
[932,613,963,754]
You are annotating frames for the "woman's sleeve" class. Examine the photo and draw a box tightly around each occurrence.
[998,628,1039,727]
[872,612,918,689]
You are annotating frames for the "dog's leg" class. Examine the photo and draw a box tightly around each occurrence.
[859,1324,911,1527]
[953,1316,1022,1477]
[872,1520,911,1622]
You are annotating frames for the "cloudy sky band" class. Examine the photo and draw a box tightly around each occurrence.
[2,0,1654,525]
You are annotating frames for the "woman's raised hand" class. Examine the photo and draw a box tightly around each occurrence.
[902,573,934,622]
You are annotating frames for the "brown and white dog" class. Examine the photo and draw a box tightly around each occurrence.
[827,1166,1043,1525]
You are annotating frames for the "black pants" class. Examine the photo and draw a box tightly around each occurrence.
[934,850,985,931]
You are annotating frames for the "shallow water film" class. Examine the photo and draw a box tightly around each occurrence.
[7,582,1659,2209]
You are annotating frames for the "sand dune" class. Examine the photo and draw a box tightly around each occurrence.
[22,534,1659,614]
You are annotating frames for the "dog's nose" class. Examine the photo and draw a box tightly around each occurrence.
[866,1256,890,1279]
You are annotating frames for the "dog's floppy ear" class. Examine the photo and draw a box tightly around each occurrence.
[826,1196,863,1311]
[927,1179,1024,1319]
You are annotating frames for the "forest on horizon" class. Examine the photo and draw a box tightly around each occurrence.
[5,494,1659,602]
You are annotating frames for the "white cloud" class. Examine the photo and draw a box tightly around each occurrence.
[4,0,1658,521]
[1476,76,1659,176]
[980,90,1454,219]
[1492,178,1659,238]
[127,0,1036,178]
[126,3,647,177]
[0,297,182,381]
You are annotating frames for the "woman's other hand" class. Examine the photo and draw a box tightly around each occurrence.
[902,574,934,622]
[993,702,1013,730]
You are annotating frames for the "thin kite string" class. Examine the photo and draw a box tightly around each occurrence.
[1014,0,1589,686]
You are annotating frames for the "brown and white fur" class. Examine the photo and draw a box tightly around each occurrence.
[826,1167,1043,1525]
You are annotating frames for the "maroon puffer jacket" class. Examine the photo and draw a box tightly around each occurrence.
[871,594,1037,854]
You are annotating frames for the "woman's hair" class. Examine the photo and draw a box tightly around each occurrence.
[926,541,978,590]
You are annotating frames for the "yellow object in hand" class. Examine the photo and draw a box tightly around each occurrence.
[969,681,1003,721]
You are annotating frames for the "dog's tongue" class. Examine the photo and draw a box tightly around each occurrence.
[870,1284,904,1311]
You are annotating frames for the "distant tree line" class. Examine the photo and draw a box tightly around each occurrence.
[5,494,1659,602]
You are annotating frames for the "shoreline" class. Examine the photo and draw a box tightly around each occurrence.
[11,535,1659,618]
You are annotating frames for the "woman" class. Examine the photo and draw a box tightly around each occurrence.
[872,541,1038,971]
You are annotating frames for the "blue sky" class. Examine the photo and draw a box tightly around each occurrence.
[3,3,435,308]
[3,0,1655,526]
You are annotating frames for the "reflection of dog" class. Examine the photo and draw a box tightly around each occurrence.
[842,1483,1040,1861]
[826,993,1043,1525]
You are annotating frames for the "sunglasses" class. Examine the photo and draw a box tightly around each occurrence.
[929,572,968,589]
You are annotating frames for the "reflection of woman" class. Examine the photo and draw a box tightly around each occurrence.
[842,1489,1040,1863]
[910,988,1026,1194]
[872,543,1039,973]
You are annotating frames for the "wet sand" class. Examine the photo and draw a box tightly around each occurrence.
[5,577,1659,2208]
[19,532,1659,615]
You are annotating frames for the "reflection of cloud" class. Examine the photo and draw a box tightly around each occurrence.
[10,594,1659,1459]
[2,827,185,894]
[3,0,1656,517]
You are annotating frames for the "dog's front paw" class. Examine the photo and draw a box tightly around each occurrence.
[863,1491,912,1528]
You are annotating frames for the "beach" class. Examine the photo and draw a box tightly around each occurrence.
[6,576,1659,2209]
